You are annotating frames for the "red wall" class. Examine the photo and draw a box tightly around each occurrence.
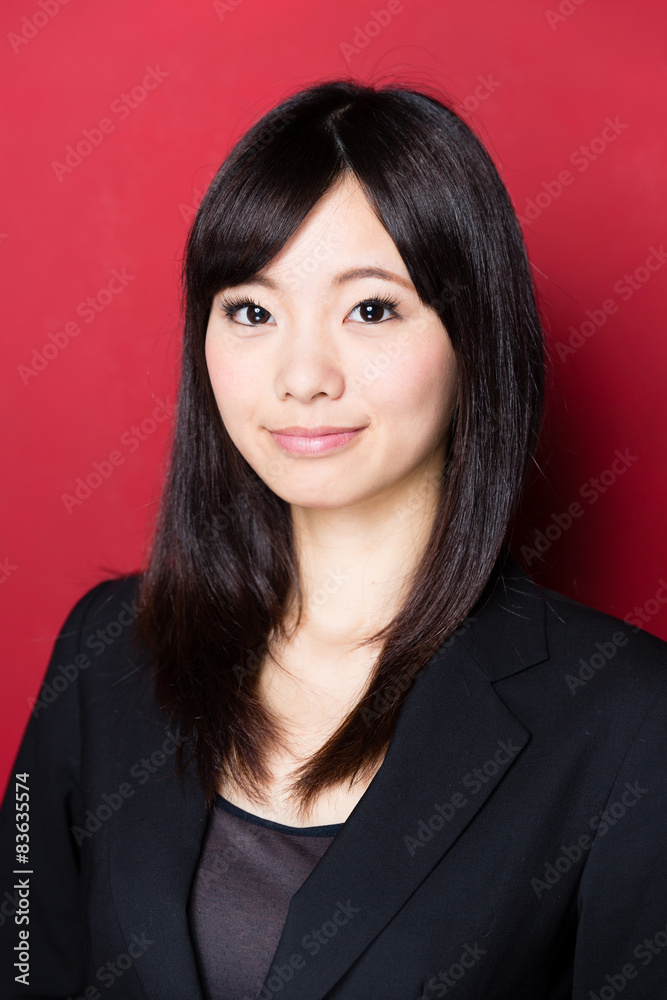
[1,0,665,795]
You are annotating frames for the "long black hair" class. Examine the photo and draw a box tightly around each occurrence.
[135,78,545,818]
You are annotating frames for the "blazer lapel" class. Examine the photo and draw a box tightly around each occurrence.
[256,556,548,1000]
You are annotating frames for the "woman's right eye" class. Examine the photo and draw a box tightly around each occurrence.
[219,298,276,326]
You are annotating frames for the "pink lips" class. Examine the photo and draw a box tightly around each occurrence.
[269,425,366,455]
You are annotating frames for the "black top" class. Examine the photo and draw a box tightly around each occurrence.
[188,795,343,1000]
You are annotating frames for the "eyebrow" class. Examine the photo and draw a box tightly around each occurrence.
[233,267,414,292]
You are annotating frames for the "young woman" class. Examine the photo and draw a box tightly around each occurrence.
[1,78,666,1000]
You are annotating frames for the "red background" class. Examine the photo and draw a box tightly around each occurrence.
[1,0,665,797]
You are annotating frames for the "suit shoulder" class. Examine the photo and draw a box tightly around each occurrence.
[47,573,144,675]
[60,572,140,630]
[69,572,142,623]
[531,582,667,707]
[539,582,666,653]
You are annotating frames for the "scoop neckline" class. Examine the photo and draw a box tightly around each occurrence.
[215,793,345,836]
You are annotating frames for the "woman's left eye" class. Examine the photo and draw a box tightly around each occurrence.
[347,298,400,324]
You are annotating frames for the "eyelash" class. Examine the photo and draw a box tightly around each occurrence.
[217,292,402,325]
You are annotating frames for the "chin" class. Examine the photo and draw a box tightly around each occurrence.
[271,487,352,510]
[264,477,365,510]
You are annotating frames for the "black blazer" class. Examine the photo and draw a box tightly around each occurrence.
[1,557,667,999]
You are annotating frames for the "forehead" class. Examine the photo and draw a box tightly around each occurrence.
[260,174,407,283]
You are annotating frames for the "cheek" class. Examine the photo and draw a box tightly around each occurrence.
[205,337,264,424]
[366,336,458,433]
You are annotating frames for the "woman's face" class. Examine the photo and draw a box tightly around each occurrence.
[205,173,459,512]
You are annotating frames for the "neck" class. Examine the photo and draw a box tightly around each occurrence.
[285,453,444,648]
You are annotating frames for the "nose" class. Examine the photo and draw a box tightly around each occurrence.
[275,328,346,402]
